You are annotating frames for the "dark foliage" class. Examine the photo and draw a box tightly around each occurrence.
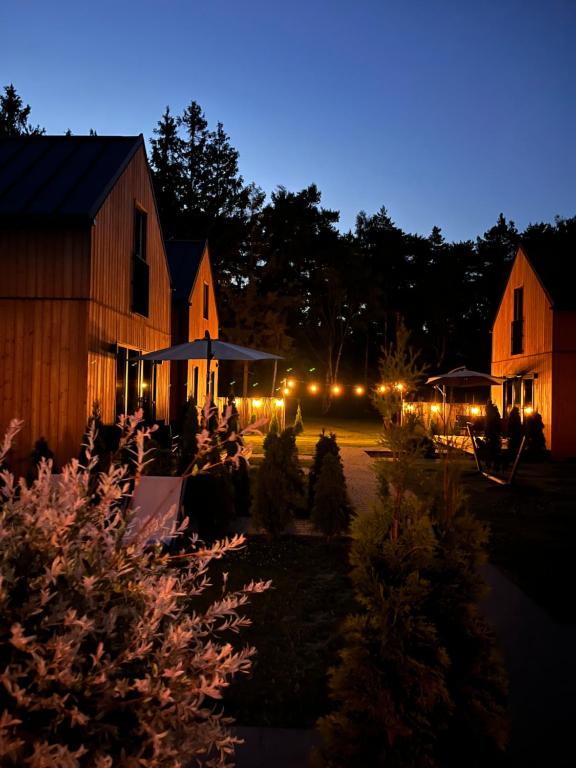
[311,452,351,538]
[308,430,341,513]
[252,427,304,536]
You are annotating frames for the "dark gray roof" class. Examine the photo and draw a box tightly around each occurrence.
[0,135,142,223]
[165,240,207,301]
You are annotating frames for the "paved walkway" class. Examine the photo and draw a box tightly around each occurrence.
[339,445,380,515]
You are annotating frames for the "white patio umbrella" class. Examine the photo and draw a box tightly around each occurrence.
[140,331,283,397]
[426,367,504,435]
[426,366,504,388]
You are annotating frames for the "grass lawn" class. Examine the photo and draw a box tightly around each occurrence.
[244,416,383,457]
[214,536,356,728]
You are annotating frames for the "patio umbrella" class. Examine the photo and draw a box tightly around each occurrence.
[426,367,503,435]
[426,367,504,388]
[140,331,283,397]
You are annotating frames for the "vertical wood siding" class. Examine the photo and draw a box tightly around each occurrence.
[551,312,576,458]
[0,227,90,469]
[187,249,219,404]
[492,248,576,457]
[0,298,88,470]
[88,146,172,423]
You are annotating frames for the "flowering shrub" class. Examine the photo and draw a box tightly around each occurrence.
[0,416,269,767]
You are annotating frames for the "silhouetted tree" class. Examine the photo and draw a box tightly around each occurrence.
[0,84,44,136]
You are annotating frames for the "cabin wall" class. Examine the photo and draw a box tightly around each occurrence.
[551,311,576,458]
[187,251,219,404]
[491,249,555,450]
[0,299,88,470]
[88,146,172,424]
[0,226,91,469]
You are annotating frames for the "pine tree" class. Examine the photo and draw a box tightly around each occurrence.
[314,324,508,767]
[252,427,304,536]
[311,453,351,538]
[0,83,44,136]
[293,402,304,435]
[308,430,340,513]
[178,100,209,231]
[150,106,184,239]
[314,489,452,767]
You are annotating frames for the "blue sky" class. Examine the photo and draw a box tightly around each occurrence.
[1,0,574,241]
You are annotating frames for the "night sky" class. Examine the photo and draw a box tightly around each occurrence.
[1,0,574,241]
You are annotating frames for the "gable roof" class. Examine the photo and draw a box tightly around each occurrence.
[0,135,142,223]
[165,240,207,302]
[521,243,576,311]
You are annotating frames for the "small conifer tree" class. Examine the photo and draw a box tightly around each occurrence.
[311,452,351,538]
[314,322,508,767]
[293,402,304,435]
[252,427,304,536]
[308,430,339,513]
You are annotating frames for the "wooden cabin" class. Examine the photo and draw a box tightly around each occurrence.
[491,245,576,459]
[0,135,172,469]
[165,240,219,419]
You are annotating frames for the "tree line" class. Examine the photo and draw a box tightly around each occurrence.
[2,83,575,395]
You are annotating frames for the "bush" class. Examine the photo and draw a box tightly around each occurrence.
[293,402,304,435]
[252,427,304,536]
[311,453,351,538]
[308,431,340,514]
[314,323,508,767]
[0,417,268,767]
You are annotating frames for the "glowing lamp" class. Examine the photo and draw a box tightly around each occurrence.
[524,406,534,415]
[331,384,342,396]
[283,387,290,396]
[404,403,415,412]
[378,384,387,394]
[308,383,319,394]
[395,382,405,392]
[287,379,295,388]
[252,398,262,408]
[470,406,480,416]
[275,399,284,408]
[355,385,365,396]
[431,404,440,413]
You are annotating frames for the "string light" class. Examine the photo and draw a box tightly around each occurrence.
[354,385,365,396]
[331,384,342,396]
[308,383,319,394]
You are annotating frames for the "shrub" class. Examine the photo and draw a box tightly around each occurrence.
[314,323,508,767]
[311,453,351,538]
[252,427,304,536]
[267,409,280,437]
[308,430,340,514]
[0,417,269,767]
[525,411,546,456]
[293,402,304,435]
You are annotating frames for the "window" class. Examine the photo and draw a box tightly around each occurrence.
[132,208,149,316]
[116,346,156,421]
[511,287,523,355]
[203,282,209,320]
[192,366,199,402]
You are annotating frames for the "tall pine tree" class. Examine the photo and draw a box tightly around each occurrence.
[0,84,44,136]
